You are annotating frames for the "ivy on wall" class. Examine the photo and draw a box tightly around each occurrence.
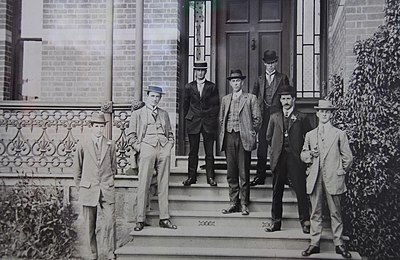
[327,0,400,259]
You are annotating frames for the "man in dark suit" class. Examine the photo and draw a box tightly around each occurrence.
[182,61,219,187]
[129,86,177,232]
[73,111,117,260]
[219,69,261,215]
[250,50,290,186]
[264,85,311,234]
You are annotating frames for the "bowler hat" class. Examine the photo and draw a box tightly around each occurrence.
[89,112,108,124]
[193,61,208,69]
[314,100,337,110]
[146,85,165,94]
[279,85,296,96]
[262,50,279,63]
[226,69,246,80]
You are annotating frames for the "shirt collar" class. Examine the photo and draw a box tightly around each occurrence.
[146,103,158,111]
[319,121,333,129]
[232,90,243,100]
[196,78,206,85]
[92,135,102,143]
[283,106,294,117]
[266,70,276,76]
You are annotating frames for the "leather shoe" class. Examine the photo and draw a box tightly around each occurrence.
[250,176,265,186]
[264,222,281,232]
[222,204,239,214]
[302,224,310,234]
[207,177,217,186]
[241,205,249,215]
[302,245,320,256]
[182,177,196,186]
[336,245,352,258]
[159,219,177,229]
[134,222,145,231]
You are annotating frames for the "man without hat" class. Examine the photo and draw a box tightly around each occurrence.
[219,69,261,215]
[264,85,311,234]
[250,50,290,186]
[182,61,219,187]
[129,86,177,231]
[300,100,353,258]
[73,111,117,260]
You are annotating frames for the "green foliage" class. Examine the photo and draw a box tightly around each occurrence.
[326,1,400,259]
[0,175,78,259]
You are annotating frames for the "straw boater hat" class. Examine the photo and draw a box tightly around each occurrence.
[89,112,108,124]
[193,61,208,70]
[146,85,165,94]
[314,100,337,110]
[226,69,246,80]
[262,50,279,63]
[279,85,296,96]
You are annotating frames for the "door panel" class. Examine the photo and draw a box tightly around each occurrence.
[225,32,249,93]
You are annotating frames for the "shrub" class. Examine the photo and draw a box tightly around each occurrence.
[0,174,78,259]
[327,0,400,259]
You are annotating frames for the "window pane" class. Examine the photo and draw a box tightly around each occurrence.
[22,41,42,100]
[21,0,43,38]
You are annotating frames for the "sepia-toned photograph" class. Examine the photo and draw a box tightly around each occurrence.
[0,0,399,259]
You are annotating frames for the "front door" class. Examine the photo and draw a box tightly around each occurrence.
[216,0,293,95]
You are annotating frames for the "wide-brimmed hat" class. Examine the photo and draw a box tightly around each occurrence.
[279,84,296,96]
[89,112,108,124]
[193,61,208,69]
[262,50,279,63]
[227,69,246,80]
[314,100,337,110]
[146,85,165,94]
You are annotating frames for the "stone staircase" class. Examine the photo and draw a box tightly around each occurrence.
[115,156,361,259]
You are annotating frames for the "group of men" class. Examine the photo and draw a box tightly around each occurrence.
[73,49,354,259]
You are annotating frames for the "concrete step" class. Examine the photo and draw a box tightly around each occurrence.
[168,182,297,199]
[174,155,268,169]
[126,226,340,251]
[116,245,361,260]
[145,210,309,229]
[150,195,301,213]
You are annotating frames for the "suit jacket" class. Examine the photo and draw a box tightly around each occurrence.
[267,109,312,173]
[183,80,220,134]
[301,126,353,195]
[73,137,117,206]
[251,71,290,114]
[219,92,262,152]
[128,105,174,152]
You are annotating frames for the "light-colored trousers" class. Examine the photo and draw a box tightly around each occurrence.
[136,142,172,222]
[82,194,115,259]
[309,172,344,247]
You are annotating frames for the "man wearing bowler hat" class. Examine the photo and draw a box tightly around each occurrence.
[129,85,177,232]
[182,61,219,187]
[300,100,353,258]
[73,111,117,260]
[250,50,290,186]
[219,69,261,215]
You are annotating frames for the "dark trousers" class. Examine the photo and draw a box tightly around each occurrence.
[255,108,270,179]
[188,127,215,179]
[271,150,310,226]
[224,131,251,206]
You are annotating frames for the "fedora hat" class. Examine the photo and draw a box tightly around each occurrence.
[193,61,208,69]
[314,100,337,110]
[227,69,246,80]
[89,112,108,124]
[262,50,279,63]
[279,84,296,96]
[146,85,165,94]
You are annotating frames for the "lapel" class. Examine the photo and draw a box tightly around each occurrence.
[288,109,298,131]
[271,72,282,97]
[260,74,266,100]
[140,106,148,138]
[238,92,248,113]
[201,81,211,99]
[322,127,338,159]
[224,94,233,119]
[158,109,167,132]
[99,137,110,166]
[86,139,97,165]
[276,112,284,133]
[191,81,201,98]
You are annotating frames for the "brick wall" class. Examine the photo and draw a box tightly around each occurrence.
[0,0,13,100]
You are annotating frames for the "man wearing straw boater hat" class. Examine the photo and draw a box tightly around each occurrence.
[182,61,219,187]
[219,69,261,215]
[300,100,353,258]
[129,85,177,232]
[73,111,117,260]
[250,50,290,187]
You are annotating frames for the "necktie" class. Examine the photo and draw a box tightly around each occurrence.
[320,125,325,142]
[284,111,289,117]
[152,108,158,121]
[266,72,275,84]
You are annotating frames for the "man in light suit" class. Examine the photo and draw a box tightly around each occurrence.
[129,85,177,232]
[73,111,117,260]
[264,85,311,234]
[250,50,290,186]
[300,100,353,259]
[219,69,261,215]
[183,61,219,187]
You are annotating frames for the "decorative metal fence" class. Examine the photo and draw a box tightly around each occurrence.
[0,102,139,175]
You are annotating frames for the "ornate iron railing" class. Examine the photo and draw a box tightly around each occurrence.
[0,102,140,175]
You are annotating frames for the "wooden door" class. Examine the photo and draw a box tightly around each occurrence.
[216,0,293,95]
